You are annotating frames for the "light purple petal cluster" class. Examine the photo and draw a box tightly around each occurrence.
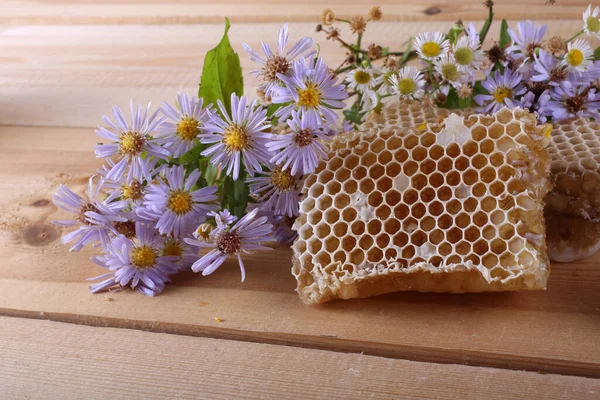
[475,69,527,114]
[243,24,314,96]
[506,20,547,60]
[94,101,169,182]
[155,92,215,158]
[184,208,272,282]
[136,165,219,238]
[89,222,180,296]
[200,93,272,180]
[267,111,329,175]
[540,81,600,120]
[272,56,349,125]
[52,177,128,251]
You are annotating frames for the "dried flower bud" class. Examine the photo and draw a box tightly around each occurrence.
[384,55,399,70]
[321,9,335,26]
[486,42,506,64]
[368,6,383,21]
[316,24,323,32]
[483,0,494,9]
[346,53,356,64]
[350,16,367,34]
[368,43,383,59]
[457,84,473,99]
[326,27,341,41]
[544,35,567,56]
[256,89,272,104]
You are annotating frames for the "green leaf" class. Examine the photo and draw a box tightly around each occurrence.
[266,103,283,118]
[220,174,250,219]
[442,87,460,110]
[198,158,219,186]
[399,40,413,67]
[198,18,244,114]
[594,46,600,61]
[178,145,203,165]
[499,19,510,48]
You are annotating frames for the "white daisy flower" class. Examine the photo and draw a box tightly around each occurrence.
[345,67,381,92]
[583,5,600,39]
[562,38,594,72]
[434,53,469,88]
[360,89,380,113]
[390,66,425,100]
[414,32,450,61]
[452,36,484,72]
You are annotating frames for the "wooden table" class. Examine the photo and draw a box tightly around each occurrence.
[1,1,599,398]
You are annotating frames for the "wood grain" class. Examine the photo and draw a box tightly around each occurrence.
[1,126,599,378]
[0,20,594,128]
[0,0,592,25]
[2,316,599,400]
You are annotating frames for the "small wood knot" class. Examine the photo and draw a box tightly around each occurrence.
[22,223,59,246]
[424,6,442,15]
[32,199,51,207]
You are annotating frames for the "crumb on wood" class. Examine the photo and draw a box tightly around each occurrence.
[103,295,113,302]
[214,317,224,323]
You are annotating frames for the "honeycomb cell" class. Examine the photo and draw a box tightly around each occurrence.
[378,150,393,164]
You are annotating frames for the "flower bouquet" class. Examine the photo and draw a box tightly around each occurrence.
[53,2,600,300]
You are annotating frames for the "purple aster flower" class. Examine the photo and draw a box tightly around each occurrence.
[271,214,298,245]
[247,166,302,217]
[155,92,215,158]
[267,110,328,175]
[475,69,527,114]
[541,81,600,120]
[243,23,314,96]
[200,93,272,180]
[98,157,164,206]
[52,177,128,252]
[465,22,480,44]
[208,209,237,230]
[160,237,198,271]
[184,208,272,282]
[271,56,349,126]
[94,101,170,182]
[506,20,547,60]
[88,222,180,296]
[136,165,219,238]
[531,49,568,86]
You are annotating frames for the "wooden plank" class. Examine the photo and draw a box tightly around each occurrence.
[2,316,599,400]
[1,125,600,378]
[0,20,594,128]
[0,0,592,25]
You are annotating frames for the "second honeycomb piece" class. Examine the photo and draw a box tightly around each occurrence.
[292,107,552,304]
[545,213,600,263]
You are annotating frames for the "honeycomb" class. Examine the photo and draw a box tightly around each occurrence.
[292,103,552,304]
[545,212,600,263]
[545,117,600,222]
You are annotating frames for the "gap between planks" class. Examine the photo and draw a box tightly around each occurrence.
[2,316,598,400]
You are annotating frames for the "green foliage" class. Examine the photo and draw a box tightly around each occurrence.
[499,19,510,48]
[198,18,244,114]
[399,41,413,67]
[343,100,366,126]
[221,173,250,219]
[479,8,494,45]
[594,46,600,61]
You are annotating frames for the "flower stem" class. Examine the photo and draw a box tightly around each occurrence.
[565,30,584,43]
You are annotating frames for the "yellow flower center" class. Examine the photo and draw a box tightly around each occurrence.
[297,83,321,109]
[421,42,441,58]
[119,131,145,155]
[195,223,212,241]
[354,70,372,85]
[441,63,460,81]
[454,47,474,65]
[223,124,249,152]
[162,241,183,259]
[167,190,193,215]
[270,168,295,191]
[176,117,200,141]
[397,78,416,95]
[130,245,157,269]
[121,180,142,201]
[493,87,512,103]
[586,16,600,33]
[566,48,584,67]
